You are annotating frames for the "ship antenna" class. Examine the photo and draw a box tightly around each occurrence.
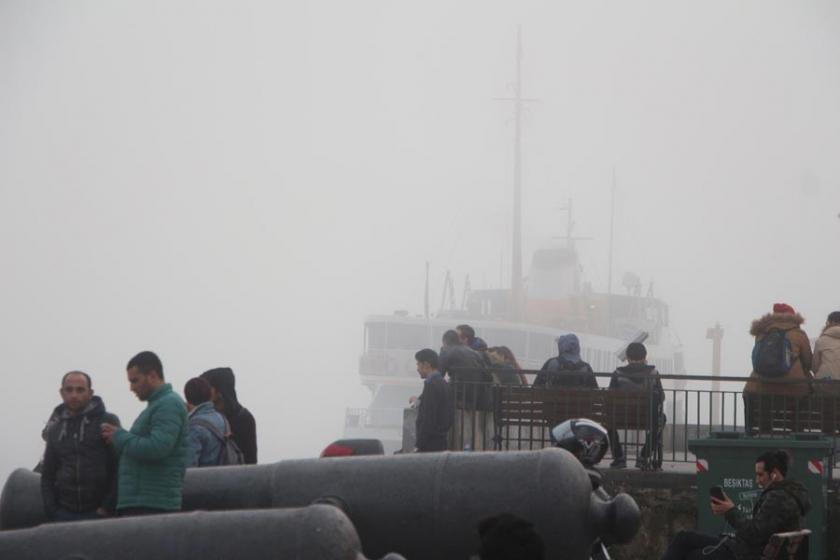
[495,25,537,320]
[437,269,451,316]
[608,166,616,295]
[424,261,430,319]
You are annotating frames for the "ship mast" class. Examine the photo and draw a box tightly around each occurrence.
[511,27,523,320]
[497,26,535,320]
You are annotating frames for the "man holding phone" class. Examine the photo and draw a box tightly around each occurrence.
[661,450,810,560]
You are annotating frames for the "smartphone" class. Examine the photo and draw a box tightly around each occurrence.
[709,486,725,501]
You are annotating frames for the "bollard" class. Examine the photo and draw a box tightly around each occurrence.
[1,448,640,560]
[0,505,395,560]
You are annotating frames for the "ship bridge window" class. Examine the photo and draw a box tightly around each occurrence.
[366,324,389,350]
[367,323,430,351]
[388,324,429,350]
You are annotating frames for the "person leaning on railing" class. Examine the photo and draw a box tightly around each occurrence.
[487,346,528,386]
[439,329,493,410]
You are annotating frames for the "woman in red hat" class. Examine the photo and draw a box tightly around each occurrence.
[743,303,813,398]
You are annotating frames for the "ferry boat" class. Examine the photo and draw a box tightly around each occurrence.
[344,30,685,452]
[343,241,687,453]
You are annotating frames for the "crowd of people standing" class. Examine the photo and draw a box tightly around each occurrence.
[411,323,664,467]
[39,351,257,522]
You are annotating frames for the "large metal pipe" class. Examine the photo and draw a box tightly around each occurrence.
[0,505,389,560]
[2,449,640,560]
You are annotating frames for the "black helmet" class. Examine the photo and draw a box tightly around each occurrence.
[550,418,609,467]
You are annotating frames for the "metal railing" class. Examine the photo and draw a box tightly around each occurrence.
[345,407,404,429]
[446,371,840,466]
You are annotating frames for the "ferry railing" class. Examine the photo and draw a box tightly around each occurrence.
[345,407,404,429]
[446,370,840,467]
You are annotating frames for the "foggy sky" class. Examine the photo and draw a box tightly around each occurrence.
[2,1,839,484]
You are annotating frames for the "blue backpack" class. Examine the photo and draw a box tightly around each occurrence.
[752,330,794,378]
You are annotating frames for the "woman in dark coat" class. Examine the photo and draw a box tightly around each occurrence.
[200,367,258,464]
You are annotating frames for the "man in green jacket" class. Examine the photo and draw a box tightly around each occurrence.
[102,351,190,516]
[660,450,810,560]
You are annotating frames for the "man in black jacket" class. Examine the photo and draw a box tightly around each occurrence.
[40,371,120,521]
[414,349,454,452]
[661,450,810,560]
[607,342,665,469]
[439,330,494,450]
[201,367,258,464]
[439,330,492,408]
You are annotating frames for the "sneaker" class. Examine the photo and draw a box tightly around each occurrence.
[635,457,650,470]
[609,458,626,469]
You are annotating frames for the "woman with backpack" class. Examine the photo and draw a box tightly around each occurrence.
[743,303,813,399]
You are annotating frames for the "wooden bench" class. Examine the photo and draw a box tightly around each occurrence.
[493,387,661,456]
[761,529,810,560]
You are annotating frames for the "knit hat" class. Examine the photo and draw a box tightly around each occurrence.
[773,303,795,315]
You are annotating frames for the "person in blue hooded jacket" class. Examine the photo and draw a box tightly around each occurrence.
[533,334,598,389]
[183,377,227,467]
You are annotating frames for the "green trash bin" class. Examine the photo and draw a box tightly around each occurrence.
[688,433,831,560]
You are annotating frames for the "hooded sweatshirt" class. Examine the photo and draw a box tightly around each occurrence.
[608,363,665,403]
[533,334,598,389]
[724,479,811,560]
[201,368,258,464]
[40,396,120,516]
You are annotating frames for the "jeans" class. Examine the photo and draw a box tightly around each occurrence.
[661,530,735,560]
[608,428,626,461]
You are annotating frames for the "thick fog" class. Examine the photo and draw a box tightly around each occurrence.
[1,1,839,484]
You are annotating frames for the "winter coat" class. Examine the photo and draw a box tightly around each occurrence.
[744,313,813,397]
[813,326,840,379]
[533,334,598,389]
[534,358,598,389]
[415,372,454,452]
[187,402,227,467]
[201,367,258,465]
[608,364,665,402]
[113,383,190,512]
[490,363,525,386]
[40,396,120,517]
[724,479,810,560]
[439,345,493,410]
[468,337,488,352]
